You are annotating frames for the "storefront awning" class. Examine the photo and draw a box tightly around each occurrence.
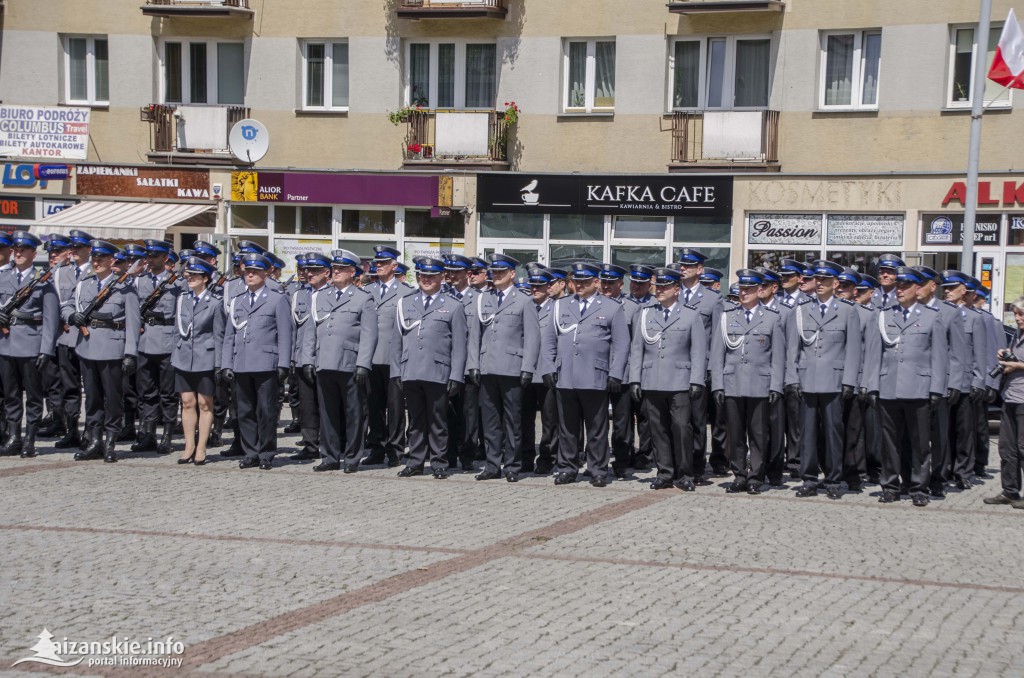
[31,201,213,241]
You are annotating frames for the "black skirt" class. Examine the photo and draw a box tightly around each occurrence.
[175,369,216,396]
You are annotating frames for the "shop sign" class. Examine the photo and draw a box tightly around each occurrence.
[0,105,90,159]
[0,196,35,220]
[744,179,904,210]
[476,173,733,217]
[1006,215,1024,246]
[2,163,63,190]
[42,199,75,218]
[942,180,1024,207]
[77,165,211,200]
[747,213,821,245]
[403,241,464,265]
[272,238,334,280]
[231,172,441,208]
[826,214,903,247]
[920,213,1001,245]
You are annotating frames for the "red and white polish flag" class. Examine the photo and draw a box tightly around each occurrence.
[988,9,1024,89]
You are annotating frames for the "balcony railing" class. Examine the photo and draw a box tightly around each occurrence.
[667,1,785,13]
[402,110,510,168]
[141,0,253,18]
[142,104,249,157]
[397,0,507,19]
[670,110,780,171]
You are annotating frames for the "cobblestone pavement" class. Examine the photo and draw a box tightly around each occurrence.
[0,432,1020,678]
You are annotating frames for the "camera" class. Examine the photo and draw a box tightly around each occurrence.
[990,350,1021,378]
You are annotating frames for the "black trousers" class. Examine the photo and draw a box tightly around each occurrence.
[57,344,82,419]
[610,389,634,469]
[519,381,558,468]
[799,392,844,487]
[214,368,230,421]
[123,362,138,418]
[928,398,951,489]
[137,352,176,424]
[367,364,406,458]
[41,352,61,414]
[724,396,769,484]
[690,385,710,476]
[80,358,123,438]
[950,397,977,483]
[404,380,449,471]
[480,374,523,474]
[316,370,363,466]
[767,396,786,482]
[645,390,693,482]
[234,371,279,461]
[709,386,728,470]
[843,396,866,482]
[975,398,991,474]
[997,401,1024,499]
[879,398,931,495]
[296,368,320,452]
[784,387,802,467]
[288,366,301,419]
[555,388,609,478]
[0,355,44,427]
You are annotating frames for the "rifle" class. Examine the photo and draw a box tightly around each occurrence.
[209,265,230,292]
[0,266,53,337]
[75,260,142,338]
[140,264,183,317]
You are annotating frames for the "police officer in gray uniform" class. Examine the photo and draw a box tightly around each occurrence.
[711,269,786,494]
[0,231,60,458]
[786,261,862,499]
[301,250,378,473]
[628,267,707,491]
[288,253,321,461]
[862,266,949,507]
[776,259,808,476]
[971,279,1004,478]
[757,267,791,485]
[37,234,72,440]
[391,256,467,479]
[444,253,484,471]
[853,274,883,483]
[627,264,656,469]
[541,261,630,487]
[466,253,540,483]
[64,240,141,463]
[519,265,563,474]
[221,253,293,470]
[598,263,640,477]
[872,253,903,311]
[53,229,94,450]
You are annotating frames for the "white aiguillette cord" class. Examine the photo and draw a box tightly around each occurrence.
[553,298,579,338]
[291,286,309,325]
[878,308,901,347]
[795,303,820,347]
[640,307,662,345]
[396,295,422,333]
[228,295,248,332]
[476,292,496,326]
[720,312,745,351]
[175,293,192,338]
[311,288,333,324]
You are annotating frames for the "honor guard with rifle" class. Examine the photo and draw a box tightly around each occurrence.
[53,230,94,452]
[37,234,72,440]
[115,243,146,444]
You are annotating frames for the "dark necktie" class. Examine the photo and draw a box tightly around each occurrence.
[193,292,200,308]
[883,292,890,308]
[381,284,387,300]
[249,291,256,307]
[456,291,463,301]
[75,267,81,280]
[97,279,102,293]
[580,299,589,315]
[684,289,692,305]
[536,304,542,313]
[745,309,752,323]
[497,291,504,307]
[16,271,22,287]
[820,303,827,318]
[336,289,342,301]
[424,296,432,312]
[902,308,909,322]
[664,307,670,322]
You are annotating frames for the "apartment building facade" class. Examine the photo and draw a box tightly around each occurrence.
[1,0,1022,317]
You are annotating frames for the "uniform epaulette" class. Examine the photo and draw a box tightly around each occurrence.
[922,304,939,312]
[724,304,742,313]
[942,300,957,308]
[607,296,623,305]
[685,302,700,311]
[797,297,813,305]
[860,303,874,310]
[838,298,854,305]
[402,281,414,289]
[763,306,780,314]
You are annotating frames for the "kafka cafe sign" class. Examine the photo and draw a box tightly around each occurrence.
[476,174,733,218]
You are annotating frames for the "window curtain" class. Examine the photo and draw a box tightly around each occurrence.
[306,43,325,107]
[438,44,455,108]
[861,33,881,106]
[217,43,244,105]
[705,38,726,108]
[68,38,88,101]
[94,39,109,102]
[409,43,430,106]
[735,38,770,107]
[164,42,182,103]
[332,42,349,107]
[189,42,208,104]
[465,44,496,108]
[567,41,587,108]
[673,41,700,108]
[594,41,616,108]
[823,34,853,106]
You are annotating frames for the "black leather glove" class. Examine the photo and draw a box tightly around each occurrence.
[970,386,984,402]
[122,355,136,376]
[393,377,403,394]
[607,376,622,394]
[69,312,87,327]
[354,366,369,388]
[784,383,802,399]
[543,373,558,390]
[929,393,941,411]
[769,390,781,405]
[277,367,288,384]
[713,390,725,408]
[447,379,462,398]
[947,388,960,406]
[0,311,10,327]
[688,383,704,400]
[34,354,51,370]
[220,368,235,383]
[841,385,855,402]
[520,371,532,387]
[865,391,879,407]
[630,383,643,402]
[985,387,998,404]
[302,364,316,384]
[467,369,481,386]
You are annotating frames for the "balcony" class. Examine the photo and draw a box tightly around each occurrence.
[667,0,784,13]
[141,104,249,165]
[141,0,253,18]
[401,110,511,170]
[669,110,780,172]
[397,0,507,20]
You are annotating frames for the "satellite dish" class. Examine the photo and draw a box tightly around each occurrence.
[228,119,270,164]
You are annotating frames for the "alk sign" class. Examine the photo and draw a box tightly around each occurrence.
[942,180,1024,207]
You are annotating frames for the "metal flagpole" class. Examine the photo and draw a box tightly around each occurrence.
[961,0,993,276]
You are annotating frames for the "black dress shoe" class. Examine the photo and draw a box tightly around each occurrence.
[612,466,628,479]
[292,449,319,461]
[505,471,519,483]
[397,466,423,477]
[767,476,784,487]
[361,451,386,466]
[460,460,475,472]
[553,472,576,485]
[955,478,973,490]
[259,461,273,470]
[590,475,608,487]
[674,479,696,492]
[846,479,863,492]
[984,493,1017,505]
[866,474,881,484]
[534,461,553,475]
[343,464,359,474]
[238,458,260,469]
[710,466,730,478]
[432,468,450,479]
[283,420,301,434]
[313,462,341,472]
[974,469,994,479]
[475,469,501,481]
[878,490,900,503]
[929,485,946,498]
[795,484,818,498]
[221,442,244,457]
[911,493,930,507]
[650,478,673,490]
[725,481,747,493]
[74,448,104,461]
[748,482,763,495]
[694,477,713,487]
[826,486,842,500]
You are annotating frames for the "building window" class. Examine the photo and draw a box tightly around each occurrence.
[301,41,349,110]
[949,25,1010,108]
[405,41,497,109]
[820,30,881,109]
[274,205,333,236]
[63,36,109,105]
[161,40,245,105]
[564,39,616,112]
[669,36,770,111]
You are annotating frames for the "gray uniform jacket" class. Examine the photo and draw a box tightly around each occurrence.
[541,294,629,390]
[871,287,898,311]
[784,297,862,392]
[924,298,967,394]
[62,274,141,361]
[390,292,467,384]
[136,271,185,356]
[710,304,785,397]
[949,302,987,392]
[222,287,293,373]
[301,285,378,373]
[862,304,949,399]
[368,279,416,366]
[290,285,313,366]
[855,303,878,389]
[171,288,225,373]
[0,267,60,358]
[54,262,91,348]
[628,302,707,391]
[681,282,723,348]
[533,297,556,384]
[467,287,540,377]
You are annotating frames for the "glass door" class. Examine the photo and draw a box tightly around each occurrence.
[481,244,543,278]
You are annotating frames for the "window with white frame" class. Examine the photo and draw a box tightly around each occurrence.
[948,24,1010,108]
[63,36,109,105]
[564,38,616,112]
[820,30,881,109]
[405,41,497,109]
[161,40,245,105]
[669,36,771,110]
[301,40,349,110]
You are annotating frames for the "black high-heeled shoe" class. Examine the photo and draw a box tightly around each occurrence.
[193,452,208,466]
[177,451,196,465]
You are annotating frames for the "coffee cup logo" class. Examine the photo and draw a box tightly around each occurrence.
[521,179,540,204]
